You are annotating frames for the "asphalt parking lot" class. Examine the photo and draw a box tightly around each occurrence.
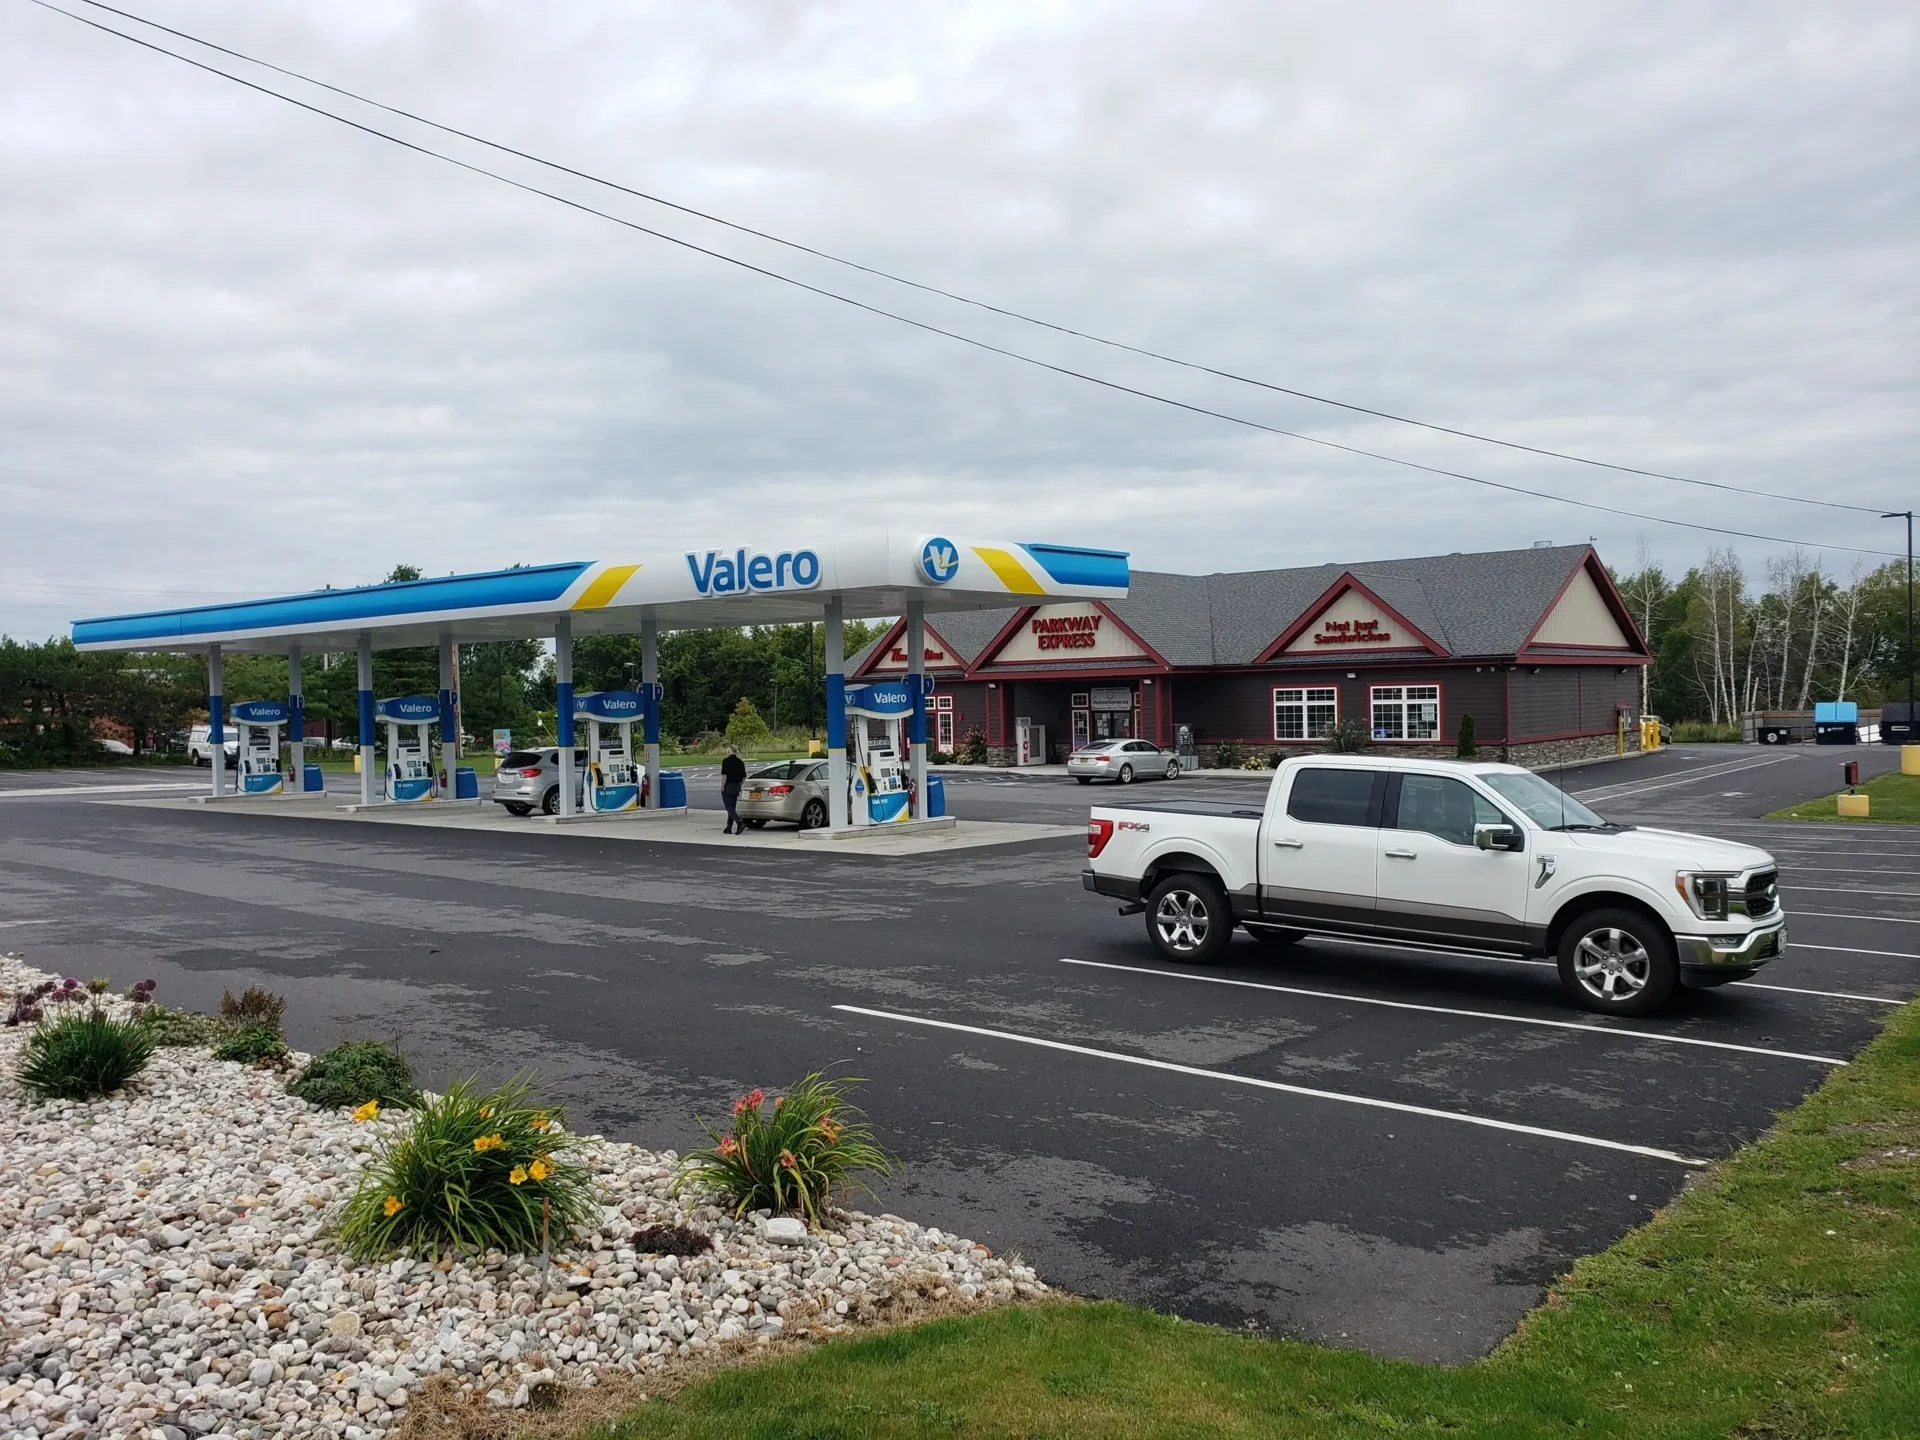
[0,743,1913,1363]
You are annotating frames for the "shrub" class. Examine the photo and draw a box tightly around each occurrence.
[724,697,771,754]
[212,1024,290,1067]
[1456,713,1477,759]
[1241,753,1270,770]
[677,1073,895,1226]
[928,749,954,766]
[1212,740,1245,770]
[337,1076,595,1259]
[288,1040,420,1111]
[630,1222,714,1258]
[1673,721,1742,743]
[957,728,988,765]
[19,1008,158,1099]
[220,986,285,1034]
[136,1006,225,1047]
[1325,718,1372,754]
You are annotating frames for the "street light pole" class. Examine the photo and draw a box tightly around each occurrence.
[1887,510,1916,715]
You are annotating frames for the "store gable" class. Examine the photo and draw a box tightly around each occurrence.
[863,619,965,673]
[977,601,1158,668]
[1526,559,1639,651]
[1260,575,1447,661]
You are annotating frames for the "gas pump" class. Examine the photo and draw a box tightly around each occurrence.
[376,696,439,803]
[576,690,644,812]
[231,699,288,796]
[843,681,913,825]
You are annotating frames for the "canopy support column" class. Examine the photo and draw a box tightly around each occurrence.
[825,597,847,829]
[357,633,376,806]
[207,645,225,799]
[907,600,928,820]
[555,617,576,819]
[287,646,304,793]
[438,632,457,800]
[642,609,660,807]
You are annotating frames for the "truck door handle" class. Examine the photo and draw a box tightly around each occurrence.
[1272,837,1304,849]
[1384,848,1418,860]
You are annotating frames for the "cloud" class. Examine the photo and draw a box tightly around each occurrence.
[1,0,1913,638]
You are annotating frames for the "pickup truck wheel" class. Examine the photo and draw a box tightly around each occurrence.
[1146,874,1232,964]
[1557,908,1676,1016]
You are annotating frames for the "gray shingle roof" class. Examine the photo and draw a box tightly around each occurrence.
[850,544,1616,672]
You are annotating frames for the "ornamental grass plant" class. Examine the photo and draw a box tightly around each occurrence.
[677,1073,895,1227]
[19,1007,158,1100]
[337,1075,595,1260]
[287,1039,420,1111]
[211,1023,290,1067]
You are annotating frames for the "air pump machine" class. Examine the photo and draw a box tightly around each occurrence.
[376,696,439,803]
[575,690,645,812]
[843,681,913,825]
[230,699,288,796]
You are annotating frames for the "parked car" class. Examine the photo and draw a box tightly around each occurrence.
[491,748,590,816]
[736,760,831,829]
[186,725,239,767]
[1082,754,1783,1016]
[1068,739,1181,785]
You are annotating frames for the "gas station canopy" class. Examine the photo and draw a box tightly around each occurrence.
[70,534,1129,654]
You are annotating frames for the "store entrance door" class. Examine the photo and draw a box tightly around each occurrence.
[1089,685,1136,742]
[1071,709,1091,749]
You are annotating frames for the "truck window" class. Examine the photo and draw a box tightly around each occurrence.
[1393,774,1506,846]
[1286,768,1380,827]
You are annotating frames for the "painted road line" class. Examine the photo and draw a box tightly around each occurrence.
[832,1004,1709,1166]
[0,783,205,800]
[1573,756,1795,802]
[1784,886,1920,900]
[1795,911,1920,926]
[1058,958,1847,1065]
[1733,982,1905,1005]
[1793,942,1920,961]
[0,918,57,927]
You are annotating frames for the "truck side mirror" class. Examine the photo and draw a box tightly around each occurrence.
[1474,823,1522,852]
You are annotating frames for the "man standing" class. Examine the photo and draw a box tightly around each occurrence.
[720,744,747,835]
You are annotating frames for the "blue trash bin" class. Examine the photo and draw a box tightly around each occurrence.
[455,767,479,799]
[302,763,324,793]
[925,772,946,818]
[658,770,687,809]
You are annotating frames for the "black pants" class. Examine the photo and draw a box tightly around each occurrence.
[721,783,742,832]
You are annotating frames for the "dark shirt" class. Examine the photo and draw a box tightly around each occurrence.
[721,754,747,786]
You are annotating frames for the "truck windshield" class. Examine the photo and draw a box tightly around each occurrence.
[1480,771,1614,830]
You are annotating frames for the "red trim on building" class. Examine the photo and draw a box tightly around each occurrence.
[850,616,968,679]
[967,600,1171,676]
[1517,548,1650,658]
[1258,573,1450,663]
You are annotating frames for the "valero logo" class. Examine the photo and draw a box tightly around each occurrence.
[685,548,821,595]
[919,537,959,584]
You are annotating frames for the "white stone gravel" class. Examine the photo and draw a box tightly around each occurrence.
[0,956,1044,1440]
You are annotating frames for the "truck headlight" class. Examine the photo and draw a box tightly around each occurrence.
[1676,872,1732,921]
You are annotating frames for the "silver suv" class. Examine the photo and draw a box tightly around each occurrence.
[492,748,588,816]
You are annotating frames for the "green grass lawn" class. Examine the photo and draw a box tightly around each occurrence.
[600,999,1920,1439]
[1766,767,1920,824]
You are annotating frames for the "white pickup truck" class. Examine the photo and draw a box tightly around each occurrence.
[1082,755,1784,1016]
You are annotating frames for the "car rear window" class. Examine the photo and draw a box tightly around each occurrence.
[500,752,544,768]
[1286,769,1381,827]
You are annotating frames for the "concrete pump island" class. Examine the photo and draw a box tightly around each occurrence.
[70,533,1128,852]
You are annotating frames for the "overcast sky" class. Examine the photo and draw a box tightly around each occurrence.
[2,0,1914,639]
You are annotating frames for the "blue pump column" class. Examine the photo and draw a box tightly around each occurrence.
[825,597,847,829]
[907,600,929,820]
[207,644,225,800]
[287,646,304,790]
[642,609,661,807]
[357,633,376,807]
[438,632,457,800]
[555,617,576,819]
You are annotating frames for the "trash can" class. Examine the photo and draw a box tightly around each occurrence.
[1882,702,1916,746]
[925,773,946,818]
[658,769,687,809]
[302,763,324,793]
[455,767,479,799]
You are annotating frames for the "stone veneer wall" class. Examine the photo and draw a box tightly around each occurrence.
[1194,731,1640,773]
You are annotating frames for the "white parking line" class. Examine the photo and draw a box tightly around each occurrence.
[1796,911,1920,926]
[1057,958,1846,1065]
[1734,981,1905,1005]
[1784,886,1920,901]
[832,1004,1708,1166]
[0,782,205,800]
[1793,942,1920,961]
[1573,756,1794,802]
[0,918,57,927]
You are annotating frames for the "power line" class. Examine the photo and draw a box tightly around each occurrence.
[25,0,1905,561]
[65,0,1893,520]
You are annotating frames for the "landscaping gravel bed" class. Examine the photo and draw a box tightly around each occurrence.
[0,956,1044,1439]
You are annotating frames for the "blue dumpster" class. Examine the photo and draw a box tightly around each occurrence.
[455,766,479,799]
[302,763,325,793]
[658,769,687,809]
[925,772,946,818]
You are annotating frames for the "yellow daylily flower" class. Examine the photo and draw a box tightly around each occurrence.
[473,1133,506,1153]
[351,1100,379,1123]
[527,1158,551,1182]
[508,1165,528,1185]
[383,1195,404,1217]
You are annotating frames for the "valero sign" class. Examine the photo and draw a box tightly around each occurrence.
[375,696,440,722]
[230,699,290,724]
[575,690,645,721]
[685,548,821,596]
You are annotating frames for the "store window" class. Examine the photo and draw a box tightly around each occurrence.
[934,695,954,751]
[1273,686,1338,741]
[1371,684,1440,741]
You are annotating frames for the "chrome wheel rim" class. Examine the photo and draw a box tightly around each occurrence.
[1166,762,1179,779]
[1118,765,1133,783]
[1573,926,1651,1000]
[1154,890,1211,952]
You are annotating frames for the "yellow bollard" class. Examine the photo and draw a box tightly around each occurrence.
[352,752,362,775]
[808,739,824,756]
[1837,792,1871,818]
[1903,745,1920,777]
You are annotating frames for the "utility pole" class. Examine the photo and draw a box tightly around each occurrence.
[1887,510,1916,715]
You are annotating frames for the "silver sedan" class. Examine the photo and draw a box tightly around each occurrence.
[1068,739,1180,784]
[736,760,831,829]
